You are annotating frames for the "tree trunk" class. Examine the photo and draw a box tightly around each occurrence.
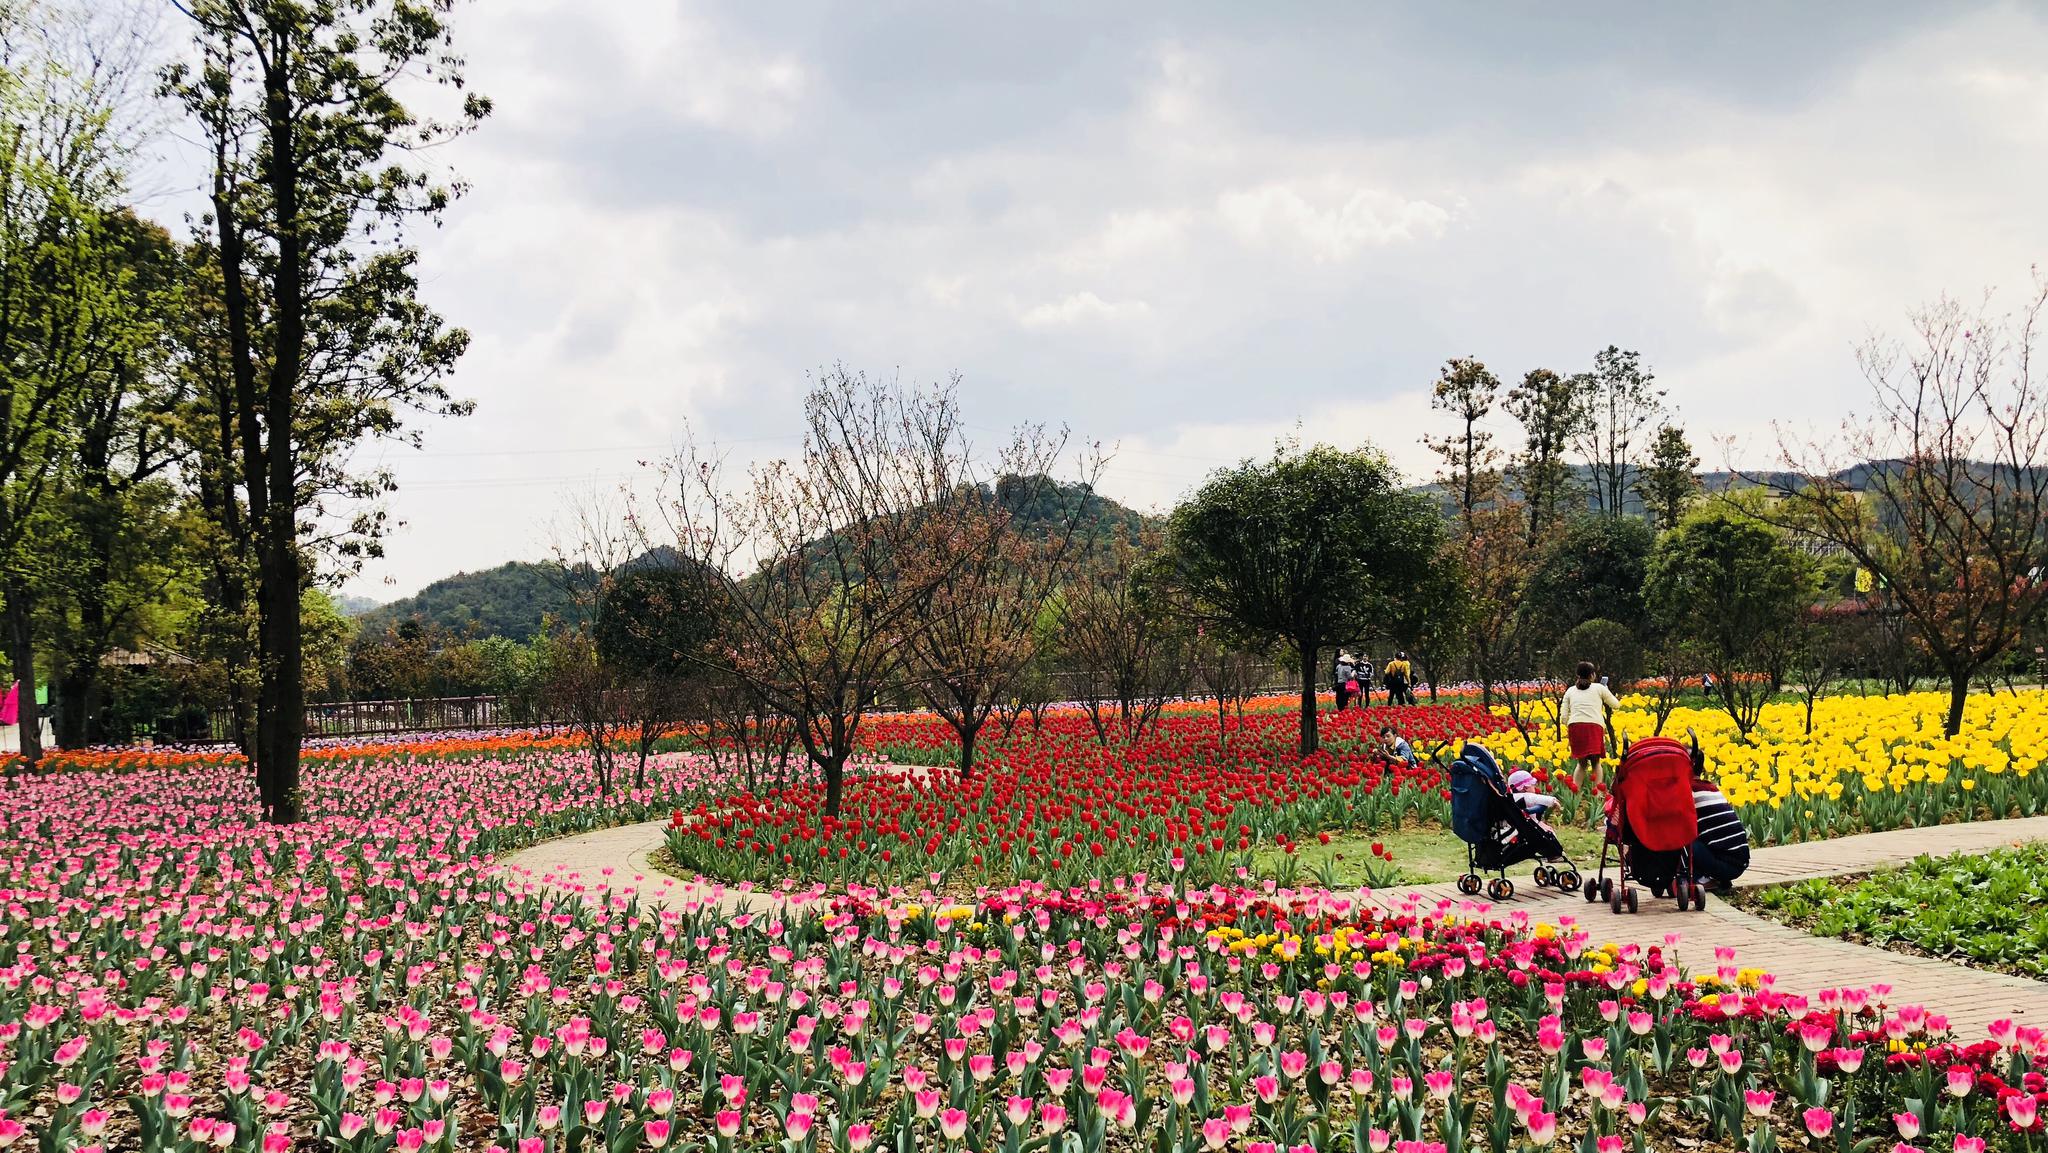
[255,557,304,822]
[56,657,100,748]
[956,720,977,778]
[1944,668,1969,737]
[1296,637,1319,756]
[4,581,41,765]
[822,753,844,816]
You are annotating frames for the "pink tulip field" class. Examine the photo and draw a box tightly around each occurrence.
[0,744,2041,1151]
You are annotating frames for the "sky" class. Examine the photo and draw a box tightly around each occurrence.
[142,2,2048,600]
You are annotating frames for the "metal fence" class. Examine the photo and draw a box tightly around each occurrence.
[206,695,567,742]
[199,662,1325,743]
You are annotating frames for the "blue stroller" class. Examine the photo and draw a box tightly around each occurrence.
[1449,742,1581,901]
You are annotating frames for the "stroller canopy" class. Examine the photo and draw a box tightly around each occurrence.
[1613,737,1699,853]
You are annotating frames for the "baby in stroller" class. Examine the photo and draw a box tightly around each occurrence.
[1508,768,1559,826]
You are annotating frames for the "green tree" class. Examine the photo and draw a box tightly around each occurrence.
[1552,618,1643,687]
[1644,504,1818,735]
[1504,368,1588,544]
[42,212,191,746]
[1386,544,1471,703]
[1167,443,1442,755]
[1574,346,1666,519]
[1637,423,1699,532]
[1521,516,1654,640]
[165,0,488,821]
[0,7,132,763]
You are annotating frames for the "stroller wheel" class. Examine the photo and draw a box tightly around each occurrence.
[1533,865,1552,886]
[1456,873,1482,896]
[1690,883,1708,911]
[1625,888,1640,915]
[1600,878,1614,903]
[1674,885,1690,912]
[1582,878,1599,903]
[1559,869,1581,891]
[1608,888,1622,914]
[1487,877,1515,902]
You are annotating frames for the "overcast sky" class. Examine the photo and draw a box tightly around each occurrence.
[148,2,2048,599]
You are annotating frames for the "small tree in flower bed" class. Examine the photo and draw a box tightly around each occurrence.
[2,751,2043,1151]
[666,705,1526,888]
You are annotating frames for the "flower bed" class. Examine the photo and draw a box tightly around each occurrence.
[1508,692,2048,846]
[666,706,1520,888]
[1,742,2041,1151]
[1740,842,2048,981]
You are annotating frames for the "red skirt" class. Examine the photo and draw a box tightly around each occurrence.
[1568,722,1607,760]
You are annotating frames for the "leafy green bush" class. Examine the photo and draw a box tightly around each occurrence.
[1745,843,2048,978]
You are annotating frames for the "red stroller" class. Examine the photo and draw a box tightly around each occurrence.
[1583,735,1706,914]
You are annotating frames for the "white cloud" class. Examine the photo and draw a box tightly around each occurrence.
[1218,180,1453,260]
[1017,291,1152,329]
[220,2,2048,598]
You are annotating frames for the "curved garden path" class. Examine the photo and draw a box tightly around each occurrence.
[498,814,2048,1036]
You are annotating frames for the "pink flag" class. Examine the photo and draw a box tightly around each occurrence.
[0,682,16,726]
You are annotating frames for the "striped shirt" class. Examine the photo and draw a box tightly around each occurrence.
[1694,790,1749,852]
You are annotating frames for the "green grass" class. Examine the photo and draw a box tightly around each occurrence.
[1252,822,1611,887]
[1738,842,2048,980]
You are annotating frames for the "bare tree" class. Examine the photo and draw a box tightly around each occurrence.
[1057,532,1191,747]
[1788,610,1851,735]
[1639,642,1698,736]
[903,449,1103,777]
[656,367,990,816]
[1460,497,1541,710]
[1755,280,2048,735]
[542,491,637,792]
[1188,627,1275,744]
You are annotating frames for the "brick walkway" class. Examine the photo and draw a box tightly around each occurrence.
[498,815,2048,1036]
[1359,815,2048,1035]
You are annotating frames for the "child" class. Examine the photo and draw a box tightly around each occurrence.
[1507,768,1560,829]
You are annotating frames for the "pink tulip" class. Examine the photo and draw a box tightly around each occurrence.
[939,1108,969,1141]
[1040,1104,1067,1134]
[2008,1094,2040,1128]
[715,1110,742,1138]
[1526,1111,1558,1145]
[644,1119,671,1148]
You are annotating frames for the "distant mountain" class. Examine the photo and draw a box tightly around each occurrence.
[361,561,578,641]
[334,593,384,618]
[371,480,1152,641]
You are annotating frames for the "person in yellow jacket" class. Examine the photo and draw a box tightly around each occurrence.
[1382,652,1415,706]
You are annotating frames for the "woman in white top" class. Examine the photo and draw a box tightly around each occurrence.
[1561,660,1620,805]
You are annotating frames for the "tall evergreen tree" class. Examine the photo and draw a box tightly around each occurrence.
[165,0,488,821]
[1637,423,1700,532]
